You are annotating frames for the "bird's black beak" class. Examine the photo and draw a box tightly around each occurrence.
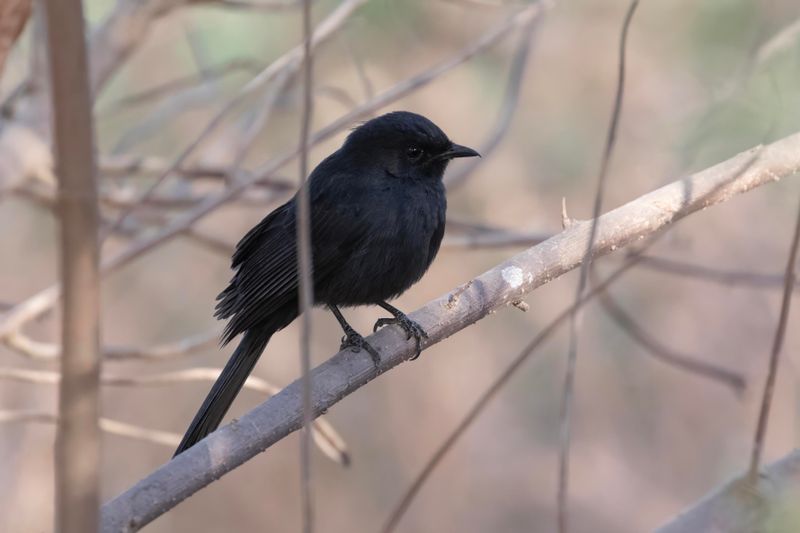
[438,143,481,161]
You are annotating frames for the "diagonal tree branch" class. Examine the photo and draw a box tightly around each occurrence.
[100,131,800,532]
[656,450,800,533]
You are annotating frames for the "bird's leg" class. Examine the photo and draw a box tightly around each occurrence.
[329,305,380,364]
[373,301,428,360]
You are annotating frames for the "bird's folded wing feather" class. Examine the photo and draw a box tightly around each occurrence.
[215,188,373,343]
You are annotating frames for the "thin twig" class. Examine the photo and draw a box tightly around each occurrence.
[558,3,639,531]
[297,0,315,530]
[748,193,800,481]
[4,328,218,361]
[0,410,181,447]
[442,228,550,249]
[593,279,746,394]
[341,33,374,102]
[636,255,800,290]
[444,11,540,189]
[0,367,351,465]
[97,58,262,116]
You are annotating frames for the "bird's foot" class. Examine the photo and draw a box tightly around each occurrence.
[340,329,380,365]
[373,312,428,360]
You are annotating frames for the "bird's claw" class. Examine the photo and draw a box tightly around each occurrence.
[373,314,428,360]
[340,331,380,365]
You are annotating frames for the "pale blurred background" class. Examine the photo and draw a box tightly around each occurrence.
[1,0,800,531]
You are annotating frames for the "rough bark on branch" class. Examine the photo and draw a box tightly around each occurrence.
[656,450,800,533]
[99,132,800,531]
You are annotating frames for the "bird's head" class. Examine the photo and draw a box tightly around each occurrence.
[343,111,480,181]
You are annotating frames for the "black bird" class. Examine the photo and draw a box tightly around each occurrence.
[174,111,479,456]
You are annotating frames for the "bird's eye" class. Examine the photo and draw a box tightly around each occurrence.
[406,146,424,161]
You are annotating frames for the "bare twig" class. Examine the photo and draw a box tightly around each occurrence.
[0,367,350,465]
[45,0,101,530]
[99,155,245,181]
[4,328,218,361]
[444,10,539,189]
[748,193,800,481]
[341,33,374,102]
[594,281,746,394]
[98,58,261,116]
[297,0,316,530]
[636,254,800,290]
[559,3,638,531]
[442,228,550,249]
[0,410,181,447]
[223,66,295,175]
[100,130,800,531]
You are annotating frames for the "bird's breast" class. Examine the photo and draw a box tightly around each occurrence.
[316,180,445,306]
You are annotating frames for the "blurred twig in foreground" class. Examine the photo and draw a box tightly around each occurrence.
[44,0,101,531]
[748,193,800,480]
[559,3,639,531]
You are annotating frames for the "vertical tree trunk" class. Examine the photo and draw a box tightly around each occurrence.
[44,1,101,532]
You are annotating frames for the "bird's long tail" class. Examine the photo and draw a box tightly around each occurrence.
[174,329,271,456]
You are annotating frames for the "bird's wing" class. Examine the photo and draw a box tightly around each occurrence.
[215,184,373,343]
[215,201,299,343]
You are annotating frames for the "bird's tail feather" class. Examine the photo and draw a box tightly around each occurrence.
[173,329,271,456]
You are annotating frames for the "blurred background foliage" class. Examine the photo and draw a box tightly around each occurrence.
[1,0,800,531]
